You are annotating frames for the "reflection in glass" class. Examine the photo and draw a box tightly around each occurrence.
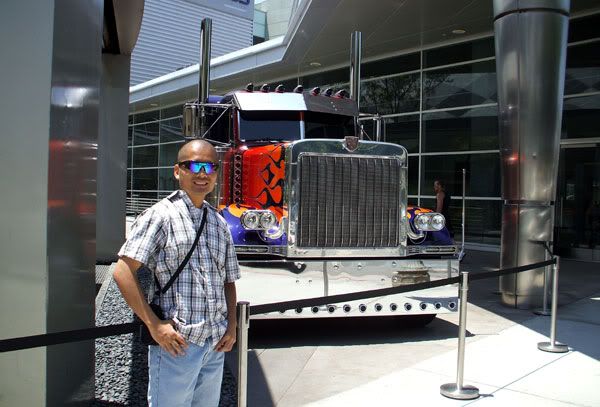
[159,168,178,191]
[159,142,183,167]
[132,169,158,190]
[160,117,184,143]
[408,156,418,196]
[128,126,133,146]
[423,37,495,68]
[422,106,499,152]
[555,146,600,254]
[421,153,500,197]
[133,145,158,168]
[160,105,183,120]
[385,115,419,153]
[134,122,159,145]
[134,110,159,124]
[127,148,132,168]
[565,42,600,95]
[562,95,600,139]
[424,60,497,110]
[361,73,420,114]
[362,52,419,79]
[421,198,501,245]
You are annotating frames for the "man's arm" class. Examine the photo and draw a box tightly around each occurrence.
[436,191,445,213]
[113,256,188,356]
[215,282,237,352]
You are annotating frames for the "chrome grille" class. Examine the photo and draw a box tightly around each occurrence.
[297,154,401,248]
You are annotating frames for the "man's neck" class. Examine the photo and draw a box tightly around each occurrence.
[182,189,206,208]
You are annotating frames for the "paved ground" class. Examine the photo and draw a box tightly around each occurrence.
[225,251,600,406]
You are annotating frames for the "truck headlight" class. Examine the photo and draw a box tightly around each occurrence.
[259,211,277,229]
[241,211,259,229]
[414,213,446,232]
[241,210,278,230]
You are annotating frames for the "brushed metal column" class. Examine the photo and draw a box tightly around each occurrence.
[494,0,569,308]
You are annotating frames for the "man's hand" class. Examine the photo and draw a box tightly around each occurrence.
[149,320,188,357]
[215,324,236,352]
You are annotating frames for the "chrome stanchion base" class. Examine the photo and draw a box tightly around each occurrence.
[538,341,569,353]
[440,383,480,400]
[533,309,551,316]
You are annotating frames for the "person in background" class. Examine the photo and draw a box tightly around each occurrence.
[434,179,454,237]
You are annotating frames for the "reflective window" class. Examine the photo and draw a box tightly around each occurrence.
[127,148,132,168]
[568,13,600,43]
[361,73,420,114]
[128,126,133,146]
[134,110,159,124]
[302,68,348,88]
[134,122,159,145]
[555,145,600,253]
[127,169,132,190]
[160,105,183,120]
[421,153,500,197]
[408,156,418,196]
[423,60,497,110]
[423,37,495,68]
[385,114,419,154]
[565,42,600,95]
[159,168,178,191]
[420,197,501,244]
[160,117,184,143]
[362,52,420,79]
[132,145,158,168]
[422,106,499,152]
[159,142,183,167]
[562,95,600,139]
[132,169,158,190]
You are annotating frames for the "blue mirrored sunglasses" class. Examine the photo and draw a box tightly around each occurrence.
[178,160,219,175]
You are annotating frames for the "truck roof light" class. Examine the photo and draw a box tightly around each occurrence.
[323,88,333,97]
[260,84,270,92]
[293,85,304,93]
[275,84,285,93]
[245,83,254,92]
[334,89,349,98]
[310,87,321,95]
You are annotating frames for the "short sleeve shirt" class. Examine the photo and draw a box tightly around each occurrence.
[118,190,241,346]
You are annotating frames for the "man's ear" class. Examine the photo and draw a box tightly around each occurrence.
[174,164,180,181]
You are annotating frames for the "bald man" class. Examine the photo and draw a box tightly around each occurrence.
[113,139,240,406]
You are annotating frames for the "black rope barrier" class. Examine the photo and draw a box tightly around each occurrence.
[0,257,558,353]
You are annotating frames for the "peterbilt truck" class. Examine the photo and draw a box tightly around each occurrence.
[184,19,459,322]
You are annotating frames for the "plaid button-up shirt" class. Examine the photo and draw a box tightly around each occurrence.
[119,190,240,346]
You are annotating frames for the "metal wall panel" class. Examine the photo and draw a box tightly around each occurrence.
[131,0,254,85]
[0,1,54,404]
[45,0,102,404]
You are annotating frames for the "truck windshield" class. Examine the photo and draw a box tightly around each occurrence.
[304,111,354,139]
[238,111,301,141]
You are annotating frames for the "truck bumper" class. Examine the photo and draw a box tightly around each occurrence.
[236,258,459,319]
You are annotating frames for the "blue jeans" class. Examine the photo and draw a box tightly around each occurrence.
[148,339,224,407]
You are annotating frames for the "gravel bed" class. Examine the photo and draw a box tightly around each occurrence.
[94,267,237,406]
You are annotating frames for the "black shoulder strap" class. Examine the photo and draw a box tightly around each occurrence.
[154,207,208,296]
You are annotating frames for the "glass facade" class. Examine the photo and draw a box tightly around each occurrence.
[128,13,600,253]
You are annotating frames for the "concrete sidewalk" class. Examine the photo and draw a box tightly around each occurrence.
[227,252,600,406]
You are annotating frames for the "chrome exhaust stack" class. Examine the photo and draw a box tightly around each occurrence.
[349,31,362,138]
[184,18,212,138]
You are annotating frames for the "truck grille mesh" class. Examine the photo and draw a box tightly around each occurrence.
[297,154,401,248]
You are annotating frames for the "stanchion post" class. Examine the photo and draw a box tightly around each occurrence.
[538,257,569,353]
[237,301,250,407]
[534,249,551,316]
[458,168,466,261]
[440,272,479,400]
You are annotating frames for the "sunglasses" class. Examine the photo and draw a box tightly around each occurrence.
[178,161,219,175]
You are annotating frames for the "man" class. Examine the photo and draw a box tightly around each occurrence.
[434,179,453,237]
[113,139,240,406]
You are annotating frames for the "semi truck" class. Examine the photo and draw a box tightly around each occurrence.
[183,19,459,322]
